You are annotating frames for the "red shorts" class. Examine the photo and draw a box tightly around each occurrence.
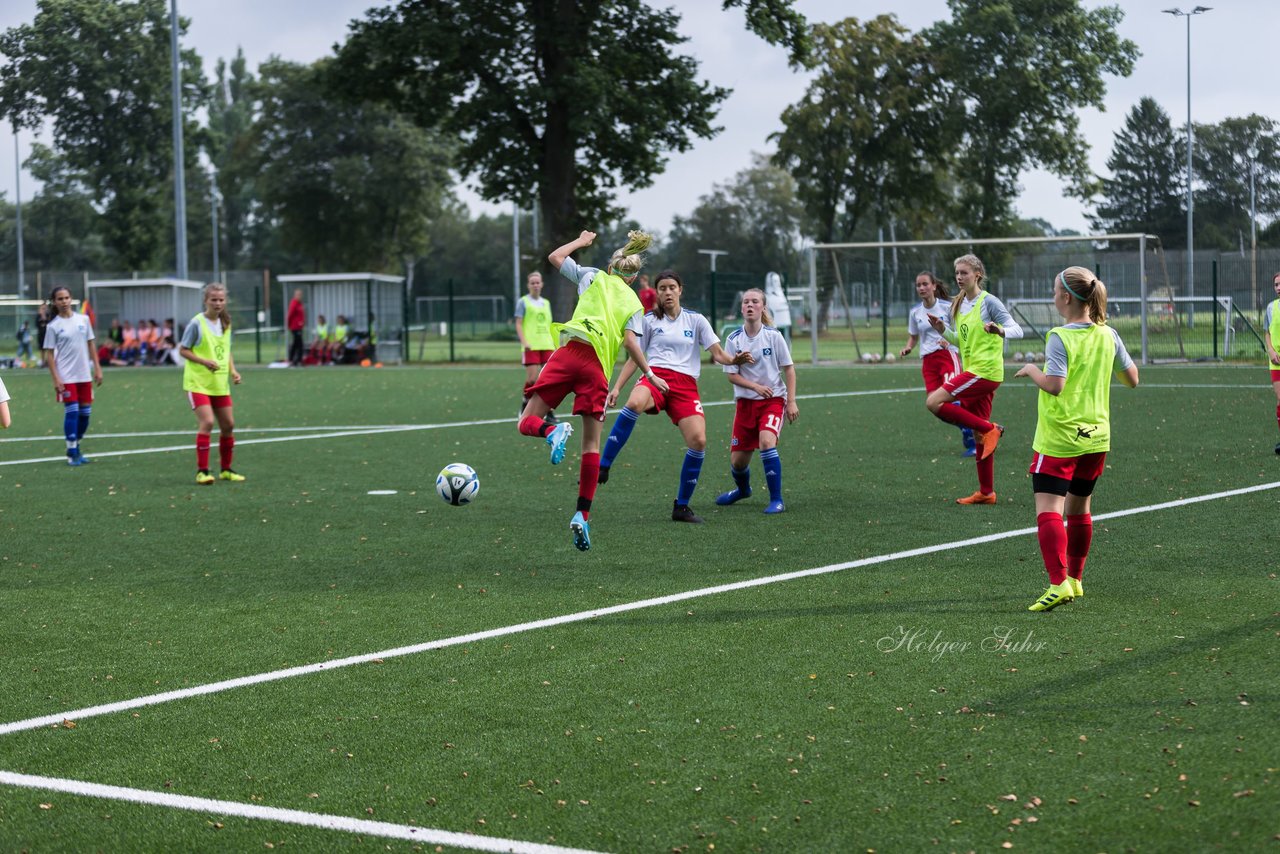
[640,367,704,424]
[921,349,962,393]
[57,382,94,405]
[527,340,608,421]
[941,371,999,422]
[730,397,786,452]
[1270,369,1280,383]
[522,348,554,367]
[1028,451,1107,481]
[189,392,233,410]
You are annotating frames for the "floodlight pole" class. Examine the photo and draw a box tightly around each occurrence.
[512,202,520,313]
[169,0,188,281]
[13,126,24,298]
[210,172,220,283]
[1248,143,1259,312]
[698,249,728,319]
[1165,6,1211,327]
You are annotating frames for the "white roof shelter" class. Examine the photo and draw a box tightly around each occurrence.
[86,278,205,330]
[278,272,405,360]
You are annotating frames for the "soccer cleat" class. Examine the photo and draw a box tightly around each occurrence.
[570,511,591,551]
[67,449,91,466]
[955,490,997,505]
[715,487,752,506]
[978,424,1005,460]
[546,422,574,465]
[1068,577,1083,598]
[596,466,611,485]
[671,502,704,524]
[763,500,786,515]
[1274,441,1280,456]
[1028,581,1075,612]
[196,470,215,485]
[219,469,246,482]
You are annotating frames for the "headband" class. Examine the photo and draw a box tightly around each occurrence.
[1058,269,1086,301]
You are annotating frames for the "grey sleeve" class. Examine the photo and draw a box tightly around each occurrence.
[1043,332,1068,377]
[983,294,1024,340]
[1110,327,1134,371]
[179,321,202,349]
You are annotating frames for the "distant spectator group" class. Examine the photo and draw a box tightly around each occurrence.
[304,313,377,365]
[98,318,179,367]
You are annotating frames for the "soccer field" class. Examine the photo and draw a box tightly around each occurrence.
[0,362,1275,852]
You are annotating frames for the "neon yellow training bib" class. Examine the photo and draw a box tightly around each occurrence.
[182,314,231,395]
[1032,324,1115,458]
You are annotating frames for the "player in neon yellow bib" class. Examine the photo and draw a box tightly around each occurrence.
[925,254,1024,504]
[1014,266,1139,612]
[179,283,244,485]
[1262,272,1280,454]
[518,229,669,552]
[515,270,557,418]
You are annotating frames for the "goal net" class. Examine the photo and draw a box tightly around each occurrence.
[799,233,1248,365]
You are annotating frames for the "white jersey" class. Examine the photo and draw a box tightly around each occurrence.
[722,324,792,400]
[43,313,96,384]
[641,309,718,379]
[0,375,9,404]
[907,300,957,356]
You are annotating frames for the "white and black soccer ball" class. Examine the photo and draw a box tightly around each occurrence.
[1013,352,1025,362]
[436,463,480,506]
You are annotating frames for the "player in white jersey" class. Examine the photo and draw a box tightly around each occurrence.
[598,270,752,522]
[0,374,11,428]
[900,271,975,456]
[42,286,103,465]
[715,288,799,514]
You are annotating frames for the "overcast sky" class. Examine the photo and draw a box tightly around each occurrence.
[2,0,1277,241]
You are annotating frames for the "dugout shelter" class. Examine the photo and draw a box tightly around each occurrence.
[85,278,205,336]
[278,273,405,363]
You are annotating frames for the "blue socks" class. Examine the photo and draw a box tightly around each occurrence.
[77,404,91,441]
[63,403,80,455]
[732,465,750,494]
[761,448,783,503]
[676,448,705,505]
[601,406,638,469]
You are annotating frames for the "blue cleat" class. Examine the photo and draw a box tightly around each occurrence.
[715,487,752,506]
[570,511,591,551]
[961,427,977,457]
[67,450,91,466]
[763,500,786,515]
[546,421,574,465]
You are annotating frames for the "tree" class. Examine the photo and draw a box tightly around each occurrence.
[334,0,810,318]
[0,0,208,269]
[252,58,455,272]
[1090,97,1185,248]
[663,153,807,284]
[1191,115,1280,252]
[926,0,1138,237]
[206,49,260,270]
[771,15,952,245]
[18,143,114,271]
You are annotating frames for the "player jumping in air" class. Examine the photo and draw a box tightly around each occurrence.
[1014,266,1139,611]
[518,229,668,551]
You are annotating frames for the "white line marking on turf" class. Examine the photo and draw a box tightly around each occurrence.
[3,477,1277,738]
[0,425,415,443]
[367,490,398,495]
[0,771,602,854]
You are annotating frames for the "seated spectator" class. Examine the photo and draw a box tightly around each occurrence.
[98,341,130,368]
[306,314,332,365]
[119,320,140,364]
[332,315,351,363]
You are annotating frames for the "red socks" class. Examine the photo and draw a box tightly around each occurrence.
[1036,511,1068,585]
[977,454,995,495]
[219,435,235,470]
[934,403,992,433]
[196,434,211,470]
[578,452,600,518]
[519,415,553,438]
[1065,513,1093,579]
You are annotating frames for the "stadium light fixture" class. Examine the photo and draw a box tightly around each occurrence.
[1164,5,1211,323]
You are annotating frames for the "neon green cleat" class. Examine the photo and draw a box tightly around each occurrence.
[1068,577,1083,598]
[1028,581,1074,612]
[196,470,215,485]
[219,469,246,482]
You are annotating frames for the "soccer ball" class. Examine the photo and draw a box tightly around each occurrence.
[884,352,896,363]
[1013,352,1025,362]
[869,352,882,363]
[861,351,873,363]
[436,463,480,506]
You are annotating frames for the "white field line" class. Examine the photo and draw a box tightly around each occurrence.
[0,771,602,854]
[0,425,414,443]
[4,477,1278,739]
